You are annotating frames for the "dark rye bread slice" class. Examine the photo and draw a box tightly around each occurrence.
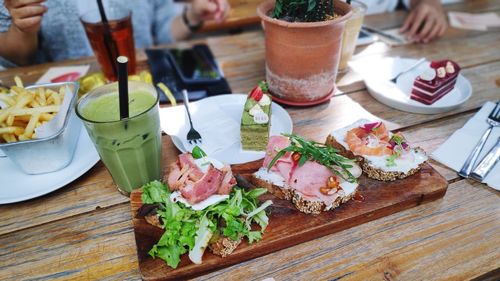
[250,170,357,215]
[208,237,242,257]
[325,135,426,181]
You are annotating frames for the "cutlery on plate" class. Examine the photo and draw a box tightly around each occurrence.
[470,137,500,182]
[361,26,405,44]
[390,58,426,83]
[182,89,202,145]
[458,101,500,178]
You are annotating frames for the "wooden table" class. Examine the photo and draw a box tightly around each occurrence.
[1,1,499,280]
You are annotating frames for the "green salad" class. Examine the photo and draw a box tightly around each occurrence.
[141,181,272,268]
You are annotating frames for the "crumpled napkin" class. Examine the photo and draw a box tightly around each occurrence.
[35,85,74,138]
[159,99,240,155]
[431,102,500,190]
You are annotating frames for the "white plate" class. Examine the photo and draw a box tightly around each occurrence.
[0,128,100,204]
[165,94,293,164]
[365,59,472,114]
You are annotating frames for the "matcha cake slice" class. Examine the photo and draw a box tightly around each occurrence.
[241,81,272,151]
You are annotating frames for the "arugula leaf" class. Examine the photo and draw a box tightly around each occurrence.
[268,134,358,183]
[267,149,287,171]
[141,180,170,204]
[245,188,268,200]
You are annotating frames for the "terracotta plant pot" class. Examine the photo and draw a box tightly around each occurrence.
[257,0,352,106]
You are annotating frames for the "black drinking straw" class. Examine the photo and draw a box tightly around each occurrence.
[96,0,118,79]
[117,56,129,119]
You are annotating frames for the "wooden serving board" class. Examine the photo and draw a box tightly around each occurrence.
[131,161,448,280]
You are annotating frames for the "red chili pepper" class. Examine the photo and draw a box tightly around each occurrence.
[291,152,301,162]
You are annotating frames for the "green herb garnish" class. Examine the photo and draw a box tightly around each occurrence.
[386,152,400,167]
[390,134,404,146]
[192,146,207,159]
[258,80,268,93]
[267,134,357,183]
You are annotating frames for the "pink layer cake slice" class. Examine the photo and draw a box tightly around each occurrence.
[411,60,460,105]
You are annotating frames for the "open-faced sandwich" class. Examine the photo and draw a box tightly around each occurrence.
[139,147,272,268]
[326,119,428,181]
[250,134,362,215]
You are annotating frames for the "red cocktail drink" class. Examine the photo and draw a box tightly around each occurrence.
[81,7,136,81]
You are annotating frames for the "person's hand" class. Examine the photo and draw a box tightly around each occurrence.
[188,0,230,24]
[4,0,47,34]
[400,0,447,43]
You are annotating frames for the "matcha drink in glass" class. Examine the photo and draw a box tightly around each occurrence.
[338,0,367,72]
[76,81,162,195]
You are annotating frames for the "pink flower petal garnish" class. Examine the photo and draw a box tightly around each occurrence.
[361,122,382,133]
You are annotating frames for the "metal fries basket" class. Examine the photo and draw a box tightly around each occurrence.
[0,82,81,174]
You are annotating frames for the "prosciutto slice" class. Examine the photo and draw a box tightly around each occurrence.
[179,153,204,181]
[218,165,237,195]
[167,152,236,204]
[289,162,340,207]
[181,164,224,205]
[167,153,205,190]
[263,136,342,206]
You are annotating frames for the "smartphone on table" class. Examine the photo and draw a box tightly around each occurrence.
[167,45,223,84]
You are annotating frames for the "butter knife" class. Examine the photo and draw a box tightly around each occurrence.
[470,137,500,182]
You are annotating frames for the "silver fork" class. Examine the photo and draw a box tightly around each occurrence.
[182,89,202,145]
[390,58,426,83]
[458,101,500,178]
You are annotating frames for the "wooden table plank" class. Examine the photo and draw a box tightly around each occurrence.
[0,202,139,281]
[194,180,500,281]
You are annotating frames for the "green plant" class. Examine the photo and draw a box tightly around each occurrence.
[272,0,334,22]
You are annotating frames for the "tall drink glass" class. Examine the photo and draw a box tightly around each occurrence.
[76,81,162,195]
[338,0,367,72]
[81,6,137,81]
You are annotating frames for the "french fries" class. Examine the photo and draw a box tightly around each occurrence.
[0,76,63,143]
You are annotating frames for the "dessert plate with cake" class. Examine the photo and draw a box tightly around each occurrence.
[364,58,472,114]
[159,82,292,165]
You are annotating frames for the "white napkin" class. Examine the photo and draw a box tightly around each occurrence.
[349,56,417,81]
[159,100,240,155]
[432,102,500,190]
[35,65,90,84]
[35,85,74,138]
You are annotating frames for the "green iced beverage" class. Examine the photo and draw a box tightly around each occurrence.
[76,81,162,195]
